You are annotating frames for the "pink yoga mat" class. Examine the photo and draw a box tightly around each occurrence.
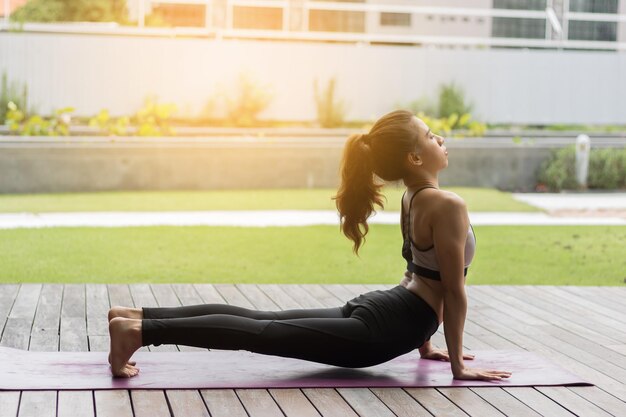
[0,347,592,390]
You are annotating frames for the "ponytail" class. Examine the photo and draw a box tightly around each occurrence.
[333,133,385,255]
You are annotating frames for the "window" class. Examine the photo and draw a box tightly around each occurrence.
[492,0,547,39]
[233,6,283,30]
[380,12,411,27]
[150,4,206,27]
[309,10,365,32]
[568,0,618,41]
[569,0,618,13]
[569,21,617,41]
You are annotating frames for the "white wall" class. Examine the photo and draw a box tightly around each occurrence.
[1,32,625,125]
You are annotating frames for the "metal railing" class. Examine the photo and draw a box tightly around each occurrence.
[1,0,625,50]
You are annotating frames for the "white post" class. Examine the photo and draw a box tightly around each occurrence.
[575,134,590,188]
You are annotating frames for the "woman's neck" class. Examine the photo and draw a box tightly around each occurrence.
[403,176,439,190]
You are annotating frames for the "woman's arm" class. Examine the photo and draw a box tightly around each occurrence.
[431,194,470,377]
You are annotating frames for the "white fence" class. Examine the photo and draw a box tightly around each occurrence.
[1,32,626,125]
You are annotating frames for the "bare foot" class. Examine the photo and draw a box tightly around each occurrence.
[108,317,142,378]
[108,306,143,322]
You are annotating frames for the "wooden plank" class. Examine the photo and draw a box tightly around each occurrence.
[1,284,41,350]
[29,284,62,352]
[0,392,20,417]
[213,284,256,308]
[194,284,227,304]
[16,391,56,417]
[57,391,95,417]
[0,284,21,335]
[367,388,433,417]
[336,388,397,417]
[150,284,180,307]
[434,388,506,416]
[200,389,248,417]
[171,283,203,306]
[60,284,88,352]
[166,390,211,417]
[130,390,171,417]
[236,284,280,311]
[301,389,359,417]
[86,284,109,352]
[235,389,285,417]
[404,388,468,416]
[268,389,321,417]
[469,387,543,417]
[94,391,134,417]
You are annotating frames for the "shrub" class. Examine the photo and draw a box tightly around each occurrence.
[588,148,625,189]
[313,77,347,128]
[226,73,273,127]
[88,109,130,136]
[6,102,74,136]
[537,145,626,191]
[438,81,473,119]
[0,71,28,124]
[134,96,177,136]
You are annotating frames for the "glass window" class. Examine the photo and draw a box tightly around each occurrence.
[492,17,546,38]
[309,10,365,32]
[569,0,618,13]
[380,12,411,27]
[233,6,283,30]
[569,21,617,40]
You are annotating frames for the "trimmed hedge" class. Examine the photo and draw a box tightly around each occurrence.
[537,145,626,191]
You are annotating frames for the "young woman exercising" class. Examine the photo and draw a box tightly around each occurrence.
[107,109,512,382]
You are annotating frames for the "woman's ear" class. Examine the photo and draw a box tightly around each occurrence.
[409,152,422,166]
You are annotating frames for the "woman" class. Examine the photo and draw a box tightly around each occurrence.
[108,110,512,382]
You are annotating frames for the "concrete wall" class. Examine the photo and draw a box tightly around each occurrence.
[1,32,625,125]
[0,138,560,193]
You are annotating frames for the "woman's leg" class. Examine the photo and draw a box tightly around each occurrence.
[139,313,394,368]
[109,303,344,322]
[142,303,344,320]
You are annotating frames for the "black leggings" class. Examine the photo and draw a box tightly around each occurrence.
[141,285,439,368]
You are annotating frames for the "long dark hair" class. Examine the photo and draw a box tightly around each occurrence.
[334,110,420,254]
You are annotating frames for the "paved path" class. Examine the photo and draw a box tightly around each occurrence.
[513,192,626,210]
[2,193,625,228]
[0,210,625,228]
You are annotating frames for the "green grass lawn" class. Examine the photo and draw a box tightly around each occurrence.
[0,187,540,212]
[1,225,623,286]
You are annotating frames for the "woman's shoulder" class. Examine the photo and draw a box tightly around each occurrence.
[431,190,467,209]
[427,191,468,225]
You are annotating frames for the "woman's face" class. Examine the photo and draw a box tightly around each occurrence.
[411,117,448,171]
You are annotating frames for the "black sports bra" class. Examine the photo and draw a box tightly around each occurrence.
[401,186,476,281]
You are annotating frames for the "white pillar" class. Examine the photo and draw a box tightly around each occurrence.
[575,134,590,188]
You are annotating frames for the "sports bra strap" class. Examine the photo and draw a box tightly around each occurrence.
[402,186,438,244]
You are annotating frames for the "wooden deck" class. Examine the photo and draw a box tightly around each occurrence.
[0,283,625,417]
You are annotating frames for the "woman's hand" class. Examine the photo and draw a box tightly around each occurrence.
[420,348,475,362]
[453,367,512,381]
